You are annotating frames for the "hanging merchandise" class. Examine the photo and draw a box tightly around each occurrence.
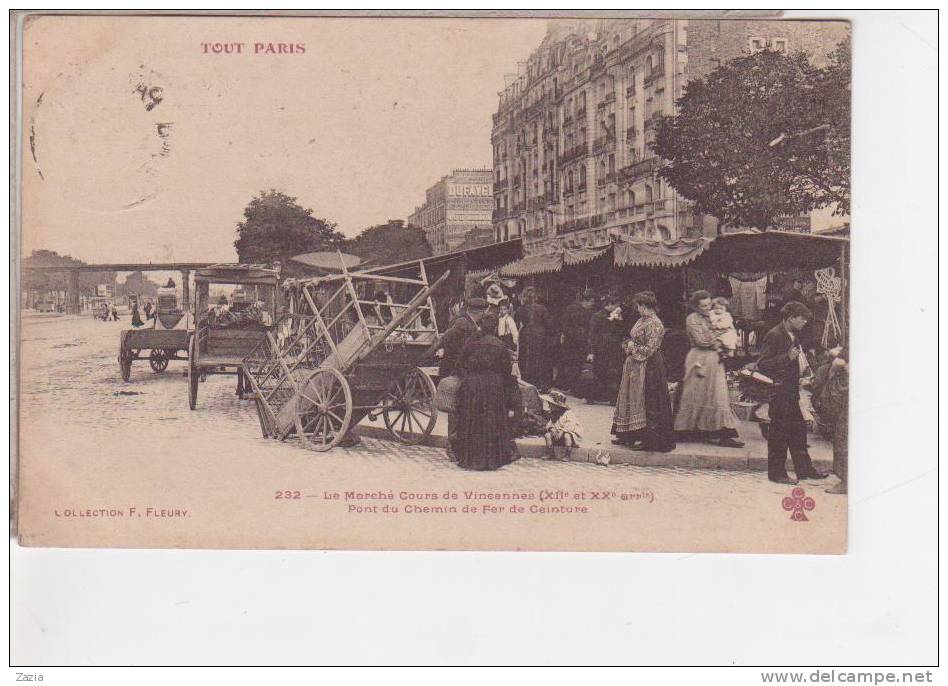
[814,267,843,348]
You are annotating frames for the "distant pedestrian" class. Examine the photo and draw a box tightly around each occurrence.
[131,303,144,328]
[673,290,744,447]
[110,302,119,321]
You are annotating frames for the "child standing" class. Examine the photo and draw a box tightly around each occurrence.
[710,297,739,357]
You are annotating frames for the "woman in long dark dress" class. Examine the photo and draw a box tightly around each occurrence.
[611,292,676,452]
[454,313,519,471]
[130,303,144,328]
[515,287,555,392]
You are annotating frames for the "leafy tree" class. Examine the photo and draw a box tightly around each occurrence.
[653,42,850,229]
[344,220,432,267]
[234,190,345,265]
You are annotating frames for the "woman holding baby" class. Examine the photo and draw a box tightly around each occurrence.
[673,290,745,448]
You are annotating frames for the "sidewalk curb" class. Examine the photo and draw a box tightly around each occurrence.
[353,425,832,471]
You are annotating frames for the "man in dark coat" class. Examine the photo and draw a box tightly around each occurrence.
[585,294,625,403]
[757,301,828,484]
[559,289,597,394]
[436,297,487,460]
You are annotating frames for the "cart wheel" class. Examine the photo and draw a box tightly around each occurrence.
[383,366,438,445]
[149,348,170,373]
[296,368,352,452]
[118,331,132,382]
[187,336,198,410]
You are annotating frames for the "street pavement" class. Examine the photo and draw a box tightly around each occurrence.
[16,311,847,553]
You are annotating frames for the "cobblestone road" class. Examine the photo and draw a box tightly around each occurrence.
[17,312,847,553]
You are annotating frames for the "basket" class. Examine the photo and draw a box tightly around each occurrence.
[434,375,460,413]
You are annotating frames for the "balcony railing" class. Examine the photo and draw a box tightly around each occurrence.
[557,216,592,235]
[592,134,616,154]
[557,142,589,165]
[626,126,638,140]
[647,199,670,215]
[512,175,522,188]
[644,65,666,87]
[597,92,616,109]
[577,182,587,193]
[618,156,661,182]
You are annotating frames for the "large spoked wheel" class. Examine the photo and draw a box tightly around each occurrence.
[296,368,353,452]
[187,336,199,410]
[118,331,132,382]
[149,348,170,373]
[383,366,438,445]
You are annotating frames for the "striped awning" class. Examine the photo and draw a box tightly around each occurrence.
[613,238,712,268]
[499,252,563,277]
[564,245,612,266]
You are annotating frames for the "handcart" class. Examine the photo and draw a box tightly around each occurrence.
[187,264,280,409]
[242,258,449,451]
[117,284,192,381]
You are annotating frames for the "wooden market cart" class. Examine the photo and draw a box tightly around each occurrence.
[117,284,192,381]
[187,264,281,409]
[242,258,449,452]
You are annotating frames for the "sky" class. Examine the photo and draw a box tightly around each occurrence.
[20,16,548,264]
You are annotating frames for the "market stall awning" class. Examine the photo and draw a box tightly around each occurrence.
[564,244,612,266]
[613,238,712,268]
[365,238,524,278]
[499,251,563,277]
[693,231,848,272]
[289,251,363,274]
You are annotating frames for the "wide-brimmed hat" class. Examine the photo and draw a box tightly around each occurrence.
[541,390,570,410]
[485,283,505,304]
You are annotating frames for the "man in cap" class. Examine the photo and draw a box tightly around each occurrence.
[437,297,487,461]
[758,301,828,484]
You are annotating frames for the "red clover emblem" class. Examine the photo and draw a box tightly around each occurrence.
[782,487,816,522]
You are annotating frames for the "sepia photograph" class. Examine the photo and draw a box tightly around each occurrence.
[9,7,941,672]
[13,13,854,554]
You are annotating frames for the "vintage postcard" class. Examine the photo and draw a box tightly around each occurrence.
[13,13,851,552]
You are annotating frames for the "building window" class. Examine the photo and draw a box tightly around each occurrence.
[579,165,587,188]
[645,184,653,203]
[608,153,615,174]
[749,36,766,53]
[773,38,788,53]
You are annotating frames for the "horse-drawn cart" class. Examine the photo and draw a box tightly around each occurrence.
[118,285,191,381]
[242,259,449,451]
[188,264,280,409]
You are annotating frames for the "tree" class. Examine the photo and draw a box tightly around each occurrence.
[653,42,850,229]
[344,220,432,267]
[234,190,345,265]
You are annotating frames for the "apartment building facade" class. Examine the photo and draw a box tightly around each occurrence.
[490,19,850,254]
[408,169,494,255]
